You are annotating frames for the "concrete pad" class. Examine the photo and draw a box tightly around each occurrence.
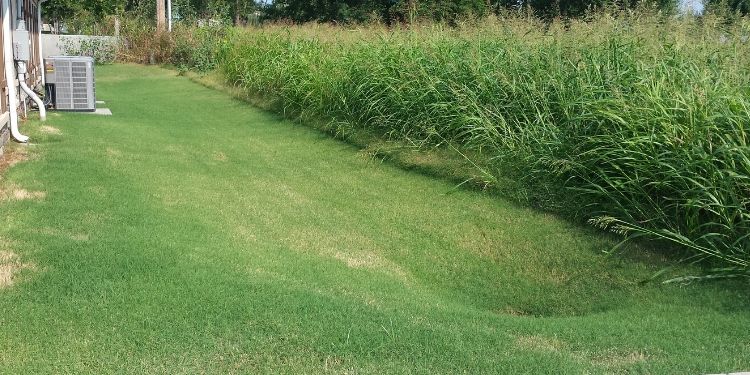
[83,108,112,116]
[96,101,105,104]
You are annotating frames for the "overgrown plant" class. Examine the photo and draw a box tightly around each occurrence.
[172,25,229,72]
[60,36,119,64]
[117,18,228,69]
[117,17,174,64]
[213,14,750,279]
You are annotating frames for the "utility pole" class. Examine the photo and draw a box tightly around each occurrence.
[167,0,172,31]
[156,0,166,31]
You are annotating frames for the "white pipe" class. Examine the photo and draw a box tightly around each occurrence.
[37,0,46,85]
[2,0,27,142]
[15,0,23,27]
[18,62,45,121]
[167,0,172,31]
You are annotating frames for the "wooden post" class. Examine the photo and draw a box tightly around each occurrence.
[156,0,166,31]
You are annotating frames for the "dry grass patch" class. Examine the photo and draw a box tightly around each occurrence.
[284,228,410,282]
[0,183,46,201]
[235,226,257,241]
[106,147,122,157]
[0,250,35,288]
[514,335,566,353]
[496,306,531,316]
[333,250,400,274]
[39,125,62,135]
[213,151,227,161]
[9,188,46,200]
[36,227,90,242]
[589,350,650,369]
[250,181,310,206]
[0,145,29,172]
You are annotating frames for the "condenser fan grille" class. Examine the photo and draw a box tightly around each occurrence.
[47,57,96,111]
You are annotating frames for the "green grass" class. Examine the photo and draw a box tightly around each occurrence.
[0,64,748,373]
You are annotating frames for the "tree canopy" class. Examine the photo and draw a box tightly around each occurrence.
[44,0,744,29]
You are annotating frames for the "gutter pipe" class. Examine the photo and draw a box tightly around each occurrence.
[37,0,46,85]
[18,61,45,121]
[2,0,27,142]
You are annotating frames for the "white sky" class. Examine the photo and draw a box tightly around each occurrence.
[677,0,705,15]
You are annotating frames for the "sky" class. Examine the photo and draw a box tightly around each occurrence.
[677,0,705,15]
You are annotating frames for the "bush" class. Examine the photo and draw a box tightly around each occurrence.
[172,25,229,72]
[117,17,174,64]
[59,36,119,64]
[117,19,228,69]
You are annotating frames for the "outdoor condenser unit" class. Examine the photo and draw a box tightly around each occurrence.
[44,56,96,112]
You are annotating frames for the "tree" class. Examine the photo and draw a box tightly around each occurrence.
[263,0,492,24]
[157,0,166,30]
[43,0,750,29]
[44,0,79,27]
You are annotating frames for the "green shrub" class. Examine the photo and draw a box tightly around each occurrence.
[172,25,229,72]
[59,36,119,64]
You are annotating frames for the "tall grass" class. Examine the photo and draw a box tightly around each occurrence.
[213,13,750,277]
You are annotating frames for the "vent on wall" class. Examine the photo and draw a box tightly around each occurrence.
[44,56,96,112]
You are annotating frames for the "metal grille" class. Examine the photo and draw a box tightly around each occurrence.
[52,57,95,111]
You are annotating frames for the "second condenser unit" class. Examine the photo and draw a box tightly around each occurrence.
[44,56,96,112]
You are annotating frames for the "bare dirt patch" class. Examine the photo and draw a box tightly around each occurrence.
[0,251,35,288]
[39,125,62,135]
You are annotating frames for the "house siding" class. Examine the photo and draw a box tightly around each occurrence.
[0,119,8,155]
[0,0,42,153]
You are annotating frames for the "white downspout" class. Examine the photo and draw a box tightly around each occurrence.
[18,61,44,121]
[2,0,27,142]
[37,0,45,85]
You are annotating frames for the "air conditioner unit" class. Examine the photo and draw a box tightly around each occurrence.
[44,56,96,112]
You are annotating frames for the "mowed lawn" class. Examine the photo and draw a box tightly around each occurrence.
[0,64,748,373]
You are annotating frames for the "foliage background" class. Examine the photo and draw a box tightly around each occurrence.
[45,0,750,32]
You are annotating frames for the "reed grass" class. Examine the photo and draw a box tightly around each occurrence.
[213,13,750,276]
